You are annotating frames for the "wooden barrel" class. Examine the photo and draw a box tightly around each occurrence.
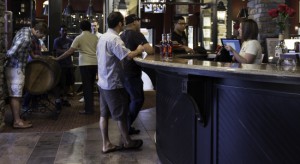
[25,57,61,95]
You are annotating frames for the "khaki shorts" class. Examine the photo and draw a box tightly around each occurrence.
[99,87,129,121]
[5,67,25,97]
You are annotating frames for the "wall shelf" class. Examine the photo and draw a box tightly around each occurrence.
[140,0,217,51]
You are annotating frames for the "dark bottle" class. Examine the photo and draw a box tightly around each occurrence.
[294,41,300,52]
[166,33,173,59]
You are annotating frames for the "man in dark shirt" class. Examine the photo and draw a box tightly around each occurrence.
[120,14,154,135]
[172,16,194,54]
[53,25,74,109]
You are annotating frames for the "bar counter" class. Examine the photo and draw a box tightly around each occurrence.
[135,54,300,164]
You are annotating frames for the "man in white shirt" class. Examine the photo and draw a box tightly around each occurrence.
[97,12,144,153]
[91,20,102,38]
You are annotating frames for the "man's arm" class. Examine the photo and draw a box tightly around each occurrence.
[54,47,76,60]
[182,45,194,54]
[143,43,154,55]
[127,45,144,59]
[29,51,41,59]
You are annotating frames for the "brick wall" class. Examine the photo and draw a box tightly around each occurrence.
[247,0,285,53]
[0,0,6,131]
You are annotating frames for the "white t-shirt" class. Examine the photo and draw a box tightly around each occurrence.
[240,40,263,64]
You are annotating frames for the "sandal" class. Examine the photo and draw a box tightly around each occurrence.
[123,139,143,150]
[13,121,32,129]
[23,120,32,124]
[102,145,123,154]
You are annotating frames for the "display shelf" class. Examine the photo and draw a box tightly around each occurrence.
[140,0,218,51]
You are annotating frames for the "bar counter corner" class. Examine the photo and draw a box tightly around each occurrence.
[135,54,300,164]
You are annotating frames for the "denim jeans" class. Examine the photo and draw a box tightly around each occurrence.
[123,76,144,128]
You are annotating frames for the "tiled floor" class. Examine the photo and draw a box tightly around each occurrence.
[0,108,159,164]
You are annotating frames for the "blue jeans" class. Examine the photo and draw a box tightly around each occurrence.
[123,76,144,128]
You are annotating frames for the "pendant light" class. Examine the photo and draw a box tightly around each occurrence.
[63,0,73,16]
[118,0,128,16]
[217,1,226,23]
[42,0,49,16]
[86,0,95,17]
[237,7,248,19]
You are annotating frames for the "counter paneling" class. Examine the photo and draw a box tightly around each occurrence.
[135,55,300,164]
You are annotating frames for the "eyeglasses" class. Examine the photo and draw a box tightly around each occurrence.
[177,22,187,25]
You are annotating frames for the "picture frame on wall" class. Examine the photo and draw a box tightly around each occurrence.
[203,17,211,27]
[203,29,211,38]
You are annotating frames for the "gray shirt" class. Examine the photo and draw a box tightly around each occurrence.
[96,28,131,90]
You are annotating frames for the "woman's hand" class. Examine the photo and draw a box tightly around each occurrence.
[224,45,233,52]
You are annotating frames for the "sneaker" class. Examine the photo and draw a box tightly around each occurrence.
[129,127,140,135]
[79,97,84,103]
[21,106,31,113]
[78,110,94,115]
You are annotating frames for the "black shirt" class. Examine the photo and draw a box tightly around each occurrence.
[171,31,188,54]
[53,37,73,67]
[120,29,148,77]
[171,31,188,45]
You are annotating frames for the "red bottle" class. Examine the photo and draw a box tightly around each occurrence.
[160,34,167,59]
[166,33,173,60]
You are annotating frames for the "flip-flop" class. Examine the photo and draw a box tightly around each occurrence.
[123,139,143,150]
[13,121,32,129]
[101,145,123,154]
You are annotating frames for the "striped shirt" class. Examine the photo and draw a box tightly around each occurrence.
[6,27,32,71]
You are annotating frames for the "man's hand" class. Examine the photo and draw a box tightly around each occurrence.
[183,46,195,54]
[136,45,144,54]
[49,56,57,60]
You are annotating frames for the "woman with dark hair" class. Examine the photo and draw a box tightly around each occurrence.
[224,19,263,64]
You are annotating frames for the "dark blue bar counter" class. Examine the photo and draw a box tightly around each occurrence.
[135,55,300,164]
